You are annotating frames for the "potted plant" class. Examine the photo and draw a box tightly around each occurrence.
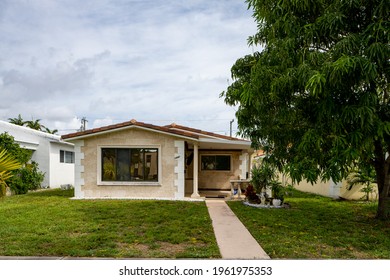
[269,180,284,206]
[250,161,275,195]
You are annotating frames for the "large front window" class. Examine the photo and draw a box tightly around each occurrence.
[101,148,158,182]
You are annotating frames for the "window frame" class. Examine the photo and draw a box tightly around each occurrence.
[200,154,232,171]
[97,145,161,186]
[60,150,75,164]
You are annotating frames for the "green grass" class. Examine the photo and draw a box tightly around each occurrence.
[0,189,220,258]
[228,190,390,259]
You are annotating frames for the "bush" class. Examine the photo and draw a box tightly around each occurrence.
[244,184,260,203]
[0,133,44,195]
[8,162,44,194]
[250,160,276,194]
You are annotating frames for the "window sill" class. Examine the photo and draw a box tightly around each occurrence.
[98,181,161,187]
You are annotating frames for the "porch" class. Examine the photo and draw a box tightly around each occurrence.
[180,139,252,200]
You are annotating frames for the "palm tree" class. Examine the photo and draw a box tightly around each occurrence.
[43,127,59,135]
[347,168,377,201]
[8,114,25,126]
[0,149,22,197]
[25,119,43,131]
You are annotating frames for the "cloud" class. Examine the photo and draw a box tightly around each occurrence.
[0,0,256,135]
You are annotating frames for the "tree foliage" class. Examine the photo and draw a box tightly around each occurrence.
[8,114,58,134]
[222,0,389,219]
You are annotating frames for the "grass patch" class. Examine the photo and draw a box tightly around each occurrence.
[228,190,390,259]
[0,189,220,258]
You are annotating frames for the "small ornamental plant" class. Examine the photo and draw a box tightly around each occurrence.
[244,184,260,204]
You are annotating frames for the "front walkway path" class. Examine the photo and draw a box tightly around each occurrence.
[205,200,270,259]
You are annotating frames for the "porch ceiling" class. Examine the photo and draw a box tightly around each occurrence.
[188,137,253,151]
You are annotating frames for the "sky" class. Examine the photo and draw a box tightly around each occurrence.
[0,0,258,136]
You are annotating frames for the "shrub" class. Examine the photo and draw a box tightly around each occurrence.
[250,160,276,194]
[8,162,45,194]
[0,133,44,195]
[244,184,260,203]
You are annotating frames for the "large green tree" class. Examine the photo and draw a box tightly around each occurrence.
[222,0,389,219]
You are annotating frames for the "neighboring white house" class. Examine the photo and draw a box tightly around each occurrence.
[0,120,75,188]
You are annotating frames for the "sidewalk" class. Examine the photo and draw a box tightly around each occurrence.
[205,200,270,259]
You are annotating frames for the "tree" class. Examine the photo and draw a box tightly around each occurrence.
[221,0,389,219]
[8,114,59,134]
[8,114,25,126]
[25,119,43,131]
[347,167,377,201]
[42,127,58,135]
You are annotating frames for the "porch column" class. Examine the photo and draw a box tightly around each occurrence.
[191,143,200,198]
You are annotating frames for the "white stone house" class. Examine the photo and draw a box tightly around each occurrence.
[61,119,253,200]
[0,120,75,188]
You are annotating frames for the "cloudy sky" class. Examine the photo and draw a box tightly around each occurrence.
[0,0,257,136]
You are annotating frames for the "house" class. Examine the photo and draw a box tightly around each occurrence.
[0,120,75,188]
[61,119,254,200]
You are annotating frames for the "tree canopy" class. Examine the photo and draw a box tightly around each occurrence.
[221,0,389,219]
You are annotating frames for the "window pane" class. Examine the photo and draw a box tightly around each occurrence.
[60,150,64,163]
[130,149,144,180]
[102,148,117,181]
[201,156,216,170]
[117,149,131,181]
[65,151,74,163]
[144,149,158,181]
[216,155,231,170]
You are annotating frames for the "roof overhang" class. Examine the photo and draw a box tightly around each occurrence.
[194,137,253,151]
[61,120,253,152]
[15,140,39,151]
[63,124,198,142]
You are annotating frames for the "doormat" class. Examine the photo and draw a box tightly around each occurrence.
[205,195,226,198]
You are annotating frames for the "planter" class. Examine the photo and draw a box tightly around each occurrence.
[272,198,282,207]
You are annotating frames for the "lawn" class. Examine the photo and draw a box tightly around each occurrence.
[228,190,390,259]
[0,189,220,258]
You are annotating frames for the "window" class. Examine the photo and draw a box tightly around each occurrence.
[201,155,231,171]
[101,148,158,182]
[60,150,74,163]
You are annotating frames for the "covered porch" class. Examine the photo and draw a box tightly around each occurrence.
[178,138,253,200]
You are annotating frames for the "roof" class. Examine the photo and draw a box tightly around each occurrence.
[61,119,249,144]
[165,123,244,141]
[0,120,73,147]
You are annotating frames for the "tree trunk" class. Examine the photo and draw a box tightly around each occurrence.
[375,163,390,220]
[373,141,390,220]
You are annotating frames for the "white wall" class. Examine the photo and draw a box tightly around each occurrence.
[49,142,75,188]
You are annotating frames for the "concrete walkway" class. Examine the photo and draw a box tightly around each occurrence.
[206,200,270,259]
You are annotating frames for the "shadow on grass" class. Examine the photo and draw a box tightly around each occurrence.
[26,188,74,198]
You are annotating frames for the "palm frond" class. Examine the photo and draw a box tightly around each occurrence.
[0,149,22,172]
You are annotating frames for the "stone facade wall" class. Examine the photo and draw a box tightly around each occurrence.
[197,150,243,190]
[79,128,180,198]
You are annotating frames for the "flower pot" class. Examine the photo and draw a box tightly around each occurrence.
[272,198,282,207]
